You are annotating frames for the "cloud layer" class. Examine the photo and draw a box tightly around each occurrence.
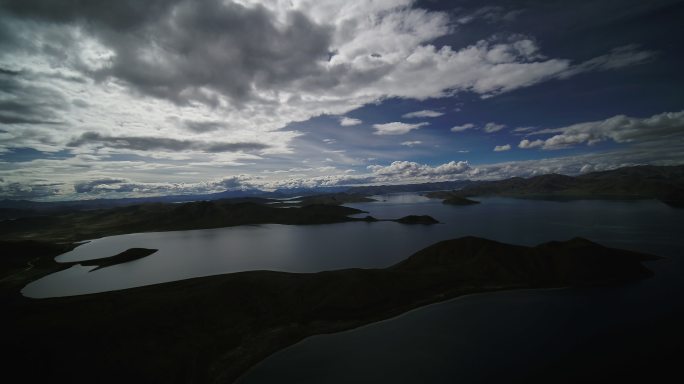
[0,0,670,200]
[519,111,684,150]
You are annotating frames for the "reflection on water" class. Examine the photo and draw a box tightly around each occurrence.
[23,196,684,300]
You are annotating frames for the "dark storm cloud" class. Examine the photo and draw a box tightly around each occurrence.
[0,69,69,125]
[0,179,63,198]
[1,0,333,105]
[183,121,225,133]
[204,142,269,153]
[0,114,61,125]
[0,0,179,30]
[67,132,270,153]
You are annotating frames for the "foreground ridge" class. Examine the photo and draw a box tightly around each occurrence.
[0,236,658,383]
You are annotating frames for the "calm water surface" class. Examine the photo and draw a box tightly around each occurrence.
[23,196,682,298]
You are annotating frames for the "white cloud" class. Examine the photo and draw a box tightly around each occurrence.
[513,126,535,133]
[402,110,444,118]
[518,139,544,149]
[401,141,422,147]
[484,122,506,133]
[451,122,504,133]
[368,160,470,181]
[494,144,511,152]
[372,122,429,135]
[0,0,662,199]
[339,117,362,126]
[559,45,655,79]
[451,123,475,132]
[520,110,684,150]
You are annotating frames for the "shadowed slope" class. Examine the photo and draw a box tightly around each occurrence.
[1,236,658,383]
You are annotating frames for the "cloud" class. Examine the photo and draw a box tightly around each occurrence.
[451,123,475,133]
[0,178,64,199]
[339,117,362,126]
[372,122,429,135]
[559,45,656,79]
[519,110,684,150]
[450,122,504,133]
[457,6,523,25]
[402,110,444,118]
[72,175,256,196]
[2,1,650,113]
[67,132,270,153]
[261,174,373,190]
[518,139,544,149]
[513,126,535,133]
[0,69,69,126]
[484,122,505,133]
[0,1,666,200]
[400,141,422,147]
[494,144,511,152]
[183,121,226,133]
[2,0,334,106]
[74,178,129,193]
[368,160,470,181]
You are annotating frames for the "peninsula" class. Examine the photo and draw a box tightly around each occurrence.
[0,236,658,383]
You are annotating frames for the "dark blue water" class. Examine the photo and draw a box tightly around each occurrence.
[237,195,684,383]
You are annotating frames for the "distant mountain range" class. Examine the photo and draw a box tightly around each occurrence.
[448,165,684,207]
[1,165,682,219]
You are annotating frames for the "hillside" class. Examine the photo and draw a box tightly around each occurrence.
[449,165,684,206]
[0,236,658,383]
[0,201,368,242]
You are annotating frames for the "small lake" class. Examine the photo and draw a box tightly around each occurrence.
[23,196,683,298]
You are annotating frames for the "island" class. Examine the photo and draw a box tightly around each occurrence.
[0,236,659,383]
[394,215,440,224]
[76,248,158,271]
[424,191,481,205]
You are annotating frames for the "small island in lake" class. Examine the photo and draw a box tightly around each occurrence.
[76,248,158,271]
[425,191,481,205]
[395,215,440,224]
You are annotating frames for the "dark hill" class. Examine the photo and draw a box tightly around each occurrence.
[1,236,658,383]
[450,165,684,206]
[0,201,368,242]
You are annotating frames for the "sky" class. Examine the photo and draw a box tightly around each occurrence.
[0,0,683,200]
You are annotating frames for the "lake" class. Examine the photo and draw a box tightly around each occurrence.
[21,195,684,381]
[237,196,684,383]
[23,196,683,299]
